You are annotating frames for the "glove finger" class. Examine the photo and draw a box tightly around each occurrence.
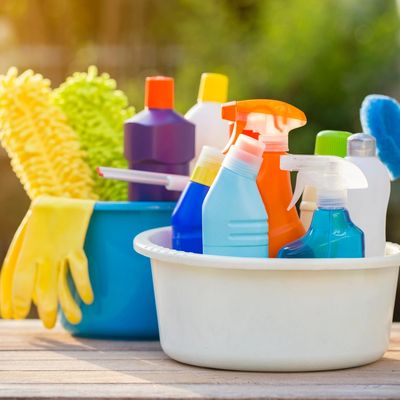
[35,259,58,329]
[0,213,30,318]
[12,259,37,320]
[58,260,82,325]
[67,249,94,305]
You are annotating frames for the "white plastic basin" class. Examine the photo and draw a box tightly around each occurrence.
[134,226,400,372]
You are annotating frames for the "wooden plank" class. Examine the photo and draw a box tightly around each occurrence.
[0,335,162,352]
[0,358,190,372]
[0,363,399,385]
[0,383,400,400]
[0,352,399,374]
[0,350,168,361]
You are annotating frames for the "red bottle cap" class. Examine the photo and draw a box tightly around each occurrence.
[145,76,174,109]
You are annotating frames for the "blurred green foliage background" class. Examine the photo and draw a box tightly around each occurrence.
[0,0,399,316]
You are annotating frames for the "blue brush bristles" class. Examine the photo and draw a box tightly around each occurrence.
[360,94,400,181]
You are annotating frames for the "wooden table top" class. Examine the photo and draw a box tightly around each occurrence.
[0,320,399,400]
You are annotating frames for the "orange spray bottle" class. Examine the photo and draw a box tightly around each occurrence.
[222,100,307,257]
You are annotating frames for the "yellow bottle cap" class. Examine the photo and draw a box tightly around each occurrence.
[191,146,224,187]
[197,73,228,103]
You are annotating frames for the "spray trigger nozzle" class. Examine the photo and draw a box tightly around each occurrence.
[221,99,307,153]
[281,155,368,210]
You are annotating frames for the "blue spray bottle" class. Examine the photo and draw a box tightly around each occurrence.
[278,155,368,258]
[202,134,268,257]
[172,146,224,253]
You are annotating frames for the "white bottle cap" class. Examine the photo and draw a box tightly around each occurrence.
[347,133,376,157]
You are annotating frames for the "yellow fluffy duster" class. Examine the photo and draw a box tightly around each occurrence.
[0,68,96,200]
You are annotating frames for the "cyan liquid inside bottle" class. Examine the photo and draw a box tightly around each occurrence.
[278,207,364,258]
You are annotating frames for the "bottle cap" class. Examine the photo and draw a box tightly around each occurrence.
[191,146,224,187]
[223,134,265,176]
[347,133,376,157]
[145,76,174,109]
[315,130,352,157]
[198,73,228,103]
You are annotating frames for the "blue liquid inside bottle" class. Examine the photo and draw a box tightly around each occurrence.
[172,181,210,254]
[278,208,364,258]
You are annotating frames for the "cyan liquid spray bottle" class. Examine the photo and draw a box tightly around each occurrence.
[172,146,224,254]
[300,130,352,231]
[202,135,268,257]
[278,155,368,258]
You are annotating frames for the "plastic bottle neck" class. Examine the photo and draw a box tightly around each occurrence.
[222,154,258,179]
[317,189,347,209]
[259,135,289,152]
[145,106,172,111]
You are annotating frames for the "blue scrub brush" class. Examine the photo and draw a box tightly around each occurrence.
[360,94,400,180]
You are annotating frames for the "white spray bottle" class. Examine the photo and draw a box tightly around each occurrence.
[346,133,390,257]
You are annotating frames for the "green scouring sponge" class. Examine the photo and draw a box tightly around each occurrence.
[53,66,135,201]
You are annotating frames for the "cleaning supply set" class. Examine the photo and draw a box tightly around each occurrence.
[0,68,175,338]
[133,91,400,371]
[1,64,399,371]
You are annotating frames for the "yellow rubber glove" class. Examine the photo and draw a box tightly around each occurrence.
[0,196,95,328]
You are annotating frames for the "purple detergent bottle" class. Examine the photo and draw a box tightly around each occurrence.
[124,76,195,201]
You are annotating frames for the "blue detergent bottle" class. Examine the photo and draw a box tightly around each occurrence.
[172,146,224,253]
[202,134,268,257]
[277,155,368,258]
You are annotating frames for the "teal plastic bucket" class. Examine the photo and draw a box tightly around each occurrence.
[61,201,174,338]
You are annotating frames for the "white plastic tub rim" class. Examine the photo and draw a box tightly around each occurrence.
[135,226,400,271]
[134,226,400,372]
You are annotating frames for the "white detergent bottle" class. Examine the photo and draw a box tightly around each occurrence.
[346,133,391,257]
[185,73,229,170]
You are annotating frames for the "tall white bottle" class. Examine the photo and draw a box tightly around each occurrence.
[346,133,391,257]
[185,73,229,171]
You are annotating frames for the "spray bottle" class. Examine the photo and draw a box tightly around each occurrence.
[185,73,229,170]
[124,76,195,201]
[278,155,368,258]
[346,133,390,257]
[222,99,307,257]
[202,135,268,257]
[172,146,224,253]
[300,130,352,230]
